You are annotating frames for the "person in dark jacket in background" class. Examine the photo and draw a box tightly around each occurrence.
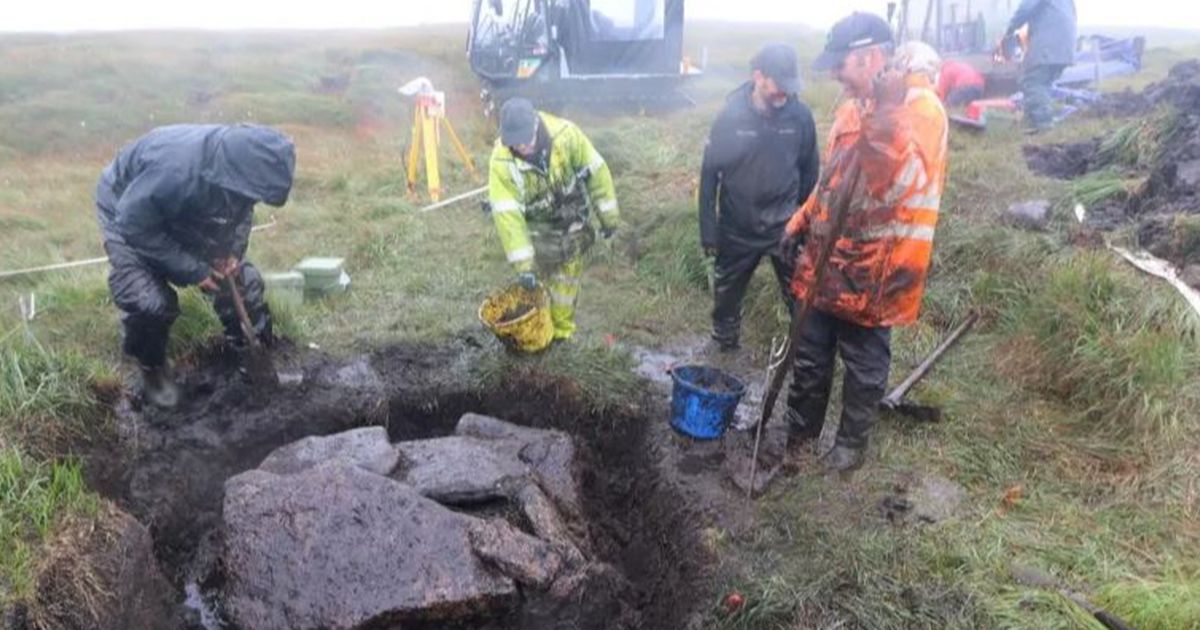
[95,124,295,409]
[1004,0,1077,133]
[699,43,819,351]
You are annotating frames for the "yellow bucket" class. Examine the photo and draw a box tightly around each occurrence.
[478,285,554,353]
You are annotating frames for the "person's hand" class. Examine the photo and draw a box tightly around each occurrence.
[516,272,538,290]
[872,68,908,109]
[213,256,240,278]
[779,231,804,261]
[197,272,223,294]
[702,244,718,258]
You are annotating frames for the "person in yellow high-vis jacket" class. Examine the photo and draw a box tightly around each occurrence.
[488,98,620,340]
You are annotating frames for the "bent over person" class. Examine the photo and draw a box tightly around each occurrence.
[782,12,948,472]
[96,124,295,408]
[487,98,620,341]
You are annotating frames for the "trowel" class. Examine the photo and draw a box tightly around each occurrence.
[227,276,279,389]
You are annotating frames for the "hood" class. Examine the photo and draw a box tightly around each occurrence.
[201,125,296,207]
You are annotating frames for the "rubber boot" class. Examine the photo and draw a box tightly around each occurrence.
[821,443,866,473]
[140,364,180,409]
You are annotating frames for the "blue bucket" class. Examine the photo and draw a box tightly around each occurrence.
[669,364,747,440]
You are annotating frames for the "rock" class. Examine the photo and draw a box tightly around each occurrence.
[880,474,966,525]
[257,426,398,476]
[1180,264,1200,290]
[515,484,586,565]
[1175,158,1200,188]
[395,436,531,503]
[468,518,565,588]
[456,414,583,518]
[25,505,177,630]
[1003,199,1051,231]
[316,354,385,393]
[222,462,515,630]
[724,451,781,499]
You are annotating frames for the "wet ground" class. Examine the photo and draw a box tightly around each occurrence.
[81,337,733,630]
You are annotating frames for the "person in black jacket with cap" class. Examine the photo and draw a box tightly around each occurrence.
[95,124,295,409]
[699,43,820,351]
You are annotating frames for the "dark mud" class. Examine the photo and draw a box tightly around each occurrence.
[82,338,711,630]
[1022,139,1100,180]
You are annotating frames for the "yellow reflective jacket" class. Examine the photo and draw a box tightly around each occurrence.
[488,112,619,272]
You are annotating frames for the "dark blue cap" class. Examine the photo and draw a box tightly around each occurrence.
[813,12,894,71]
[751,43,803,94]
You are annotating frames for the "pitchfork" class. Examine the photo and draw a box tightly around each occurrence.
[747,335,789,499]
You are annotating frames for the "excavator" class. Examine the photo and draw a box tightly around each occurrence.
[467,0,699,112]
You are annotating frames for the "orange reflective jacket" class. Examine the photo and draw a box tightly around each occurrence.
[785,78,948,327]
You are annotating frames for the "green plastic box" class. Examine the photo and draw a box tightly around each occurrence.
[294,257,349,295]
[263,271,305,308]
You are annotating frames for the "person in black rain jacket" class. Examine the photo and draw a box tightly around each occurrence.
[699,43,819,351]
[95,124,295,408]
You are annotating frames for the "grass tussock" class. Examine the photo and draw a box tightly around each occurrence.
[1010,252,1200,438]
[0,446,97,605]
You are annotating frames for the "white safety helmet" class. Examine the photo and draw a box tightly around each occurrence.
[893,41,942,78]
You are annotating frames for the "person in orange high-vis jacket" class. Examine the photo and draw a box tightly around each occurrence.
[781,12,948,472]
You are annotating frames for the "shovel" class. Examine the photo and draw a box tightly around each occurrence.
[227,275,279,388]
[880,311,980,421]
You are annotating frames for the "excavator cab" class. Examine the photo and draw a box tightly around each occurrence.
[468,0,696,111]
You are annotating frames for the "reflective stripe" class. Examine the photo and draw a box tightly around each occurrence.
[856,222,936,242]
[905,191,941,211]
[492,199,522,213]
[506,246,535,263]
[549,289,579,304]
[507,163,526,198]
[597,199,618,214]
[588,155,605,173]
[883,155,929,205]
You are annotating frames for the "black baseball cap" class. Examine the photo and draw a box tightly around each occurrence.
[813,12,894,71]
[499,97,538,147]
[751,43,803,94]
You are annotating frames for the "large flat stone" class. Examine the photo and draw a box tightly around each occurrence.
[455,414,582,518]
[515,484,585,565]
[257,426,398,476]
[394,436,530,503]
[222,462,515,630]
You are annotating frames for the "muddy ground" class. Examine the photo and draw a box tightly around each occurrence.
[1023,59,1200,282]
[72,335,749,630]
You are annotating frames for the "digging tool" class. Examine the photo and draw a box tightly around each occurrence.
[748,158,864,491]
[746,335,788,498]
[880,310,980,421]
[227,275,279,388]
[1010,564,1139,630]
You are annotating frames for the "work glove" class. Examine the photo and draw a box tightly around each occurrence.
[516,272,538,291]
[779,231,804,263]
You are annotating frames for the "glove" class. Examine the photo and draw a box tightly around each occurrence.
[779,231,804,262]
[516,272,538,290]
[600,226,617,241]
[702,244,718,258]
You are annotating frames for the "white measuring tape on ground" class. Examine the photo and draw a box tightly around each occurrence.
[1076,203,1200,318]
[0,215,279,280]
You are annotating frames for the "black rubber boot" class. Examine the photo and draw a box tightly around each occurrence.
[140,364,180,409]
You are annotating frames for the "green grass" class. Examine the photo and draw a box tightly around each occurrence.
[0,446,97,605]
[1,26,1199,629]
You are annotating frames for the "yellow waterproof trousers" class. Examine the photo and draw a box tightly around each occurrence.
[542,253,584,340]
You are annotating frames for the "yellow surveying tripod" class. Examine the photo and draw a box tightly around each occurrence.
[401,78,476,202]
